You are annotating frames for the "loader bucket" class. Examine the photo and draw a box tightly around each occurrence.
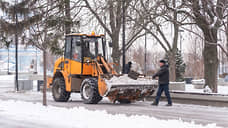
[104,75,158,103]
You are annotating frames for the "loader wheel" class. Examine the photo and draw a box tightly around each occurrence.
[52,77,71,102]
[80,78,102,104]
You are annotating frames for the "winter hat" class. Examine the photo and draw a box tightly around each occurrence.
[159,59,166,64]
[128,61,132,65]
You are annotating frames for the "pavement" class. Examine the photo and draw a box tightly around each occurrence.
[0,80,228,127]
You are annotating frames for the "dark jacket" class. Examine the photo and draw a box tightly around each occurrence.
[153,65,169,85]
[124,63,132,74]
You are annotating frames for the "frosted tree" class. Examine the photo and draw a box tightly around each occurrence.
[0,0,41,91]
[163,0,228,92]
[0,0,41,38]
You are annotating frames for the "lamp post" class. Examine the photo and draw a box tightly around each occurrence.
[122,0,126,74]
[104,15,108,61]
[14,0,19,91]
[36,47,38,74]
[7,45,9,74]
[144,32,147,75]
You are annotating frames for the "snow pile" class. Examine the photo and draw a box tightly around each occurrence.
[0,100,222,128]
[105,74,157,86]
[203,86,212,93]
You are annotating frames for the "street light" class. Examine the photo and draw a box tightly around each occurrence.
[122,0,126,74]
[14,0,19,91]
[144,31,147,75]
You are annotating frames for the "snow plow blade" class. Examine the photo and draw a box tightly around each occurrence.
[104,75,158,103]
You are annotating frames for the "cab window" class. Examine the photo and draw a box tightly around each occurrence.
[83,39,96,59]
[65,37,71,59]
[72,37,82,62]
[83,38,103,59]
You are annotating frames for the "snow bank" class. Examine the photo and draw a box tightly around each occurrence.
[0,75,15,81]
[192,79,205,85]
[186,84,228,95]
[0,100,222,128]
[217,86,228,95]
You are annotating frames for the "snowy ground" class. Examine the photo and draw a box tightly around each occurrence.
[0,75,228,128]
[0,100,222,128]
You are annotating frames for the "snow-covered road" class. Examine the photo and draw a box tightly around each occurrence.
[0,100,223,128]
[0,75,228,128]
[0,90,228,127]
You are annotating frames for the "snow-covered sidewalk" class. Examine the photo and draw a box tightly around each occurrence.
[185,84,228,95]
[0,100,222,128]
[0,75,228,127]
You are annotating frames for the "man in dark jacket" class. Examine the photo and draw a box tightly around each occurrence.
[124,61,132,74]
[152,60,172,106]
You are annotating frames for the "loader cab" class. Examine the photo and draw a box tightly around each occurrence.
[64,32,106,76]
[65,33,106,62]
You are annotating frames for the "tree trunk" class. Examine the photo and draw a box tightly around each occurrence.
[111,34,121,73]
[43,50,47,106]
[226,16,228,54]
[227,37,228,54]
[65,0,71,34]
[169,0,178,82]
[168,52,176,82]
[203,29,218,93]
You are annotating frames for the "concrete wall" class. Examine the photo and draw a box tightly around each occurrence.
[169,82,185,91]
[18,80,33,91]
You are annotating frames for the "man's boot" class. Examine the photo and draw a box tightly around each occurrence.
[165,104,172,106]
[151,102,158,106]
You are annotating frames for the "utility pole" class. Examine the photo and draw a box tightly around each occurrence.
[180,34,182,53]
[122,0,126,74]
[35,47,38,74]
[144,0,149,75]
[7,46,9,74]
[15,0,19,91]
[144,32,147,75]
[104,15,108,61]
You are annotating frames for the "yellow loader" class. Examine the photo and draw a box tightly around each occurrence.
[47,32,157,104]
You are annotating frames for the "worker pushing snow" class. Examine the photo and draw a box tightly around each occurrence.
[152,60,172,106]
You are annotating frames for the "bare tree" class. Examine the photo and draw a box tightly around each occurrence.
[129,0,189,81]
[163,0,228,92]
[185,32,204,79]
[221,12,228,56]
[27,0,82,105]
[27,0,53,106]
[83,0,144,72]
[22,0,75,105]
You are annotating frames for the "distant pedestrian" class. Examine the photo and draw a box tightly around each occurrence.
[152,60,172,106]
[124,61,132,74]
